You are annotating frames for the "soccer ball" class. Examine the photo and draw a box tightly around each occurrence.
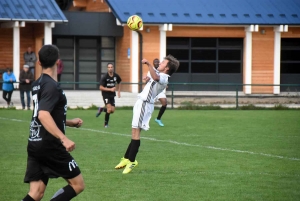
[127,15,143,31]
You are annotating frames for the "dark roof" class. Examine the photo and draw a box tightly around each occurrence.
[0,0,68,22]
[106,0,300,25]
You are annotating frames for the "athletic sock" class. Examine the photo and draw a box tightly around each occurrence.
[124,141,132,158]
[22,194,35,201]
[103,108,107,112]
[157,105,167,120]
[50,185,77,201]
[105,113,110,125]
[128,139,140,162]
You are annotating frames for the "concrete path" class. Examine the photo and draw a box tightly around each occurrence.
[0,90,139,109]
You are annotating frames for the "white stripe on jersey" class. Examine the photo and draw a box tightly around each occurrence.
[138,70,169,103]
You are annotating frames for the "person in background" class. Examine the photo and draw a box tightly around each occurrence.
[96,63,122,128]
[19,64,34,110]
[2,68,16,107]
[24,46,37,77]
[153,58,168,127]
[57,59,64,82]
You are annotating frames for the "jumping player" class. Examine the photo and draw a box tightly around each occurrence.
[96,63,122,128]
[114,55,179,174]
[22,45,85,201]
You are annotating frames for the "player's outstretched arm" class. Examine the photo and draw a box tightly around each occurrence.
[66,118,83,128]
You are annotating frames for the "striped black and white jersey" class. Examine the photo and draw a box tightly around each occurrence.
[138,70,169,104]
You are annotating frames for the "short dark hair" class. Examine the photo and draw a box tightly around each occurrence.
[165,54,179,76]
[38,45,59,69]
[107,63,114,67]
[6,68,12,72]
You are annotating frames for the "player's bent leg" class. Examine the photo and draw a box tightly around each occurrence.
[159,98,167,107]
[110,106,115,114]
[155,98,167,126]
[50,174,85,201]
[106,104,112,113]
[27,180,47,201]
[105,104,112,127]
[96,107,103,117]
[67,174,85,195]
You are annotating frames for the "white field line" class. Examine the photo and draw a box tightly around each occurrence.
[1,165,298,178]
[1,117,300,161]
[80,169,300,177]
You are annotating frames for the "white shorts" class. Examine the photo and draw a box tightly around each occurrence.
[132,99,154,131]
[154,91,166,102]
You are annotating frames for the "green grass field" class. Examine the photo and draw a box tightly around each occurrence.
[0,109,300,201]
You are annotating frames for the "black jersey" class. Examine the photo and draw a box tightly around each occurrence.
[27,74,67,154]
[100,72,122,98]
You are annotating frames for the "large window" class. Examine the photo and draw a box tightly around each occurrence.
[281,38,300,74]
[53,36,115,90]
[167,37,243,91]
[280,38,300,92]
[167,37,243,74]
[55,37,74,89]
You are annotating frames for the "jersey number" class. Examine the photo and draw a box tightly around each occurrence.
[105,98,108,104]
[32,94,39,118]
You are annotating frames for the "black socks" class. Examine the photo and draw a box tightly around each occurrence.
[128,139,140,162]
[157,105,167,120]
[22,194,35,201]
[50,185,77,201]
[105,113,110,126]
[124,141,132,158]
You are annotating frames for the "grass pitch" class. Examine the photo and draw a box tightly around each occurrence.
[0,109,299,201]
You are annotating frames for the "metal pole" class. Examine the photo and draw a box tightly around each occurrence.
[171,84,174,109]
[236,85,238,109]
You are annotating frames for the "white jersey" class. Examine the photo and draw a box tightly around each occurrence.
[138,70,169,104]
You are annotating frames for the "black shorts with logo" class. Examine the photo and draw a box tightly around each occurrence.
[103,96,115,106]
[24,149,81,185]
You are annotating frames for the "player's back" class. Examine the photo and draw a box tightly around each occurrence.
[28,74,67,154]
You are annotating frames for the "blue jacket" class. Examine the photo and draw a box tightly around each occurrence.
[2,72,16,91]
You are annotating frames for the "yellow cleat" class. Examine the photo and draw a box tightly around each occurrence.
[122,160,138,174]
[115,157,129,169]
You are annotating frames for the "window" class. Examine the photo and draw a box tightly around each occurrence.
[53,36,116,90]
[101,37,115,75]
[281,38,300,74]
[176,62,189,73]
[191,62,216,73]
[167,37,243,74]
[191,50,216,60]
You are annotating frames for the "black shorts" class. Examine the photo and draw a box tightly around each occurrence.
[24,150,81,185]
[103,97,115,107]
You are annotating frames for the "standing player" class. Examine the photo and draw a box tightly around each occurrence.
[115,55,179,174]
[22,45,85,201]
[96,63,122,128]
[153,58,168,127]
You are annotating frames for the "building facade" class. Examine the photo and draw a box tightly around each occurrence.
[1,0,300,94]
